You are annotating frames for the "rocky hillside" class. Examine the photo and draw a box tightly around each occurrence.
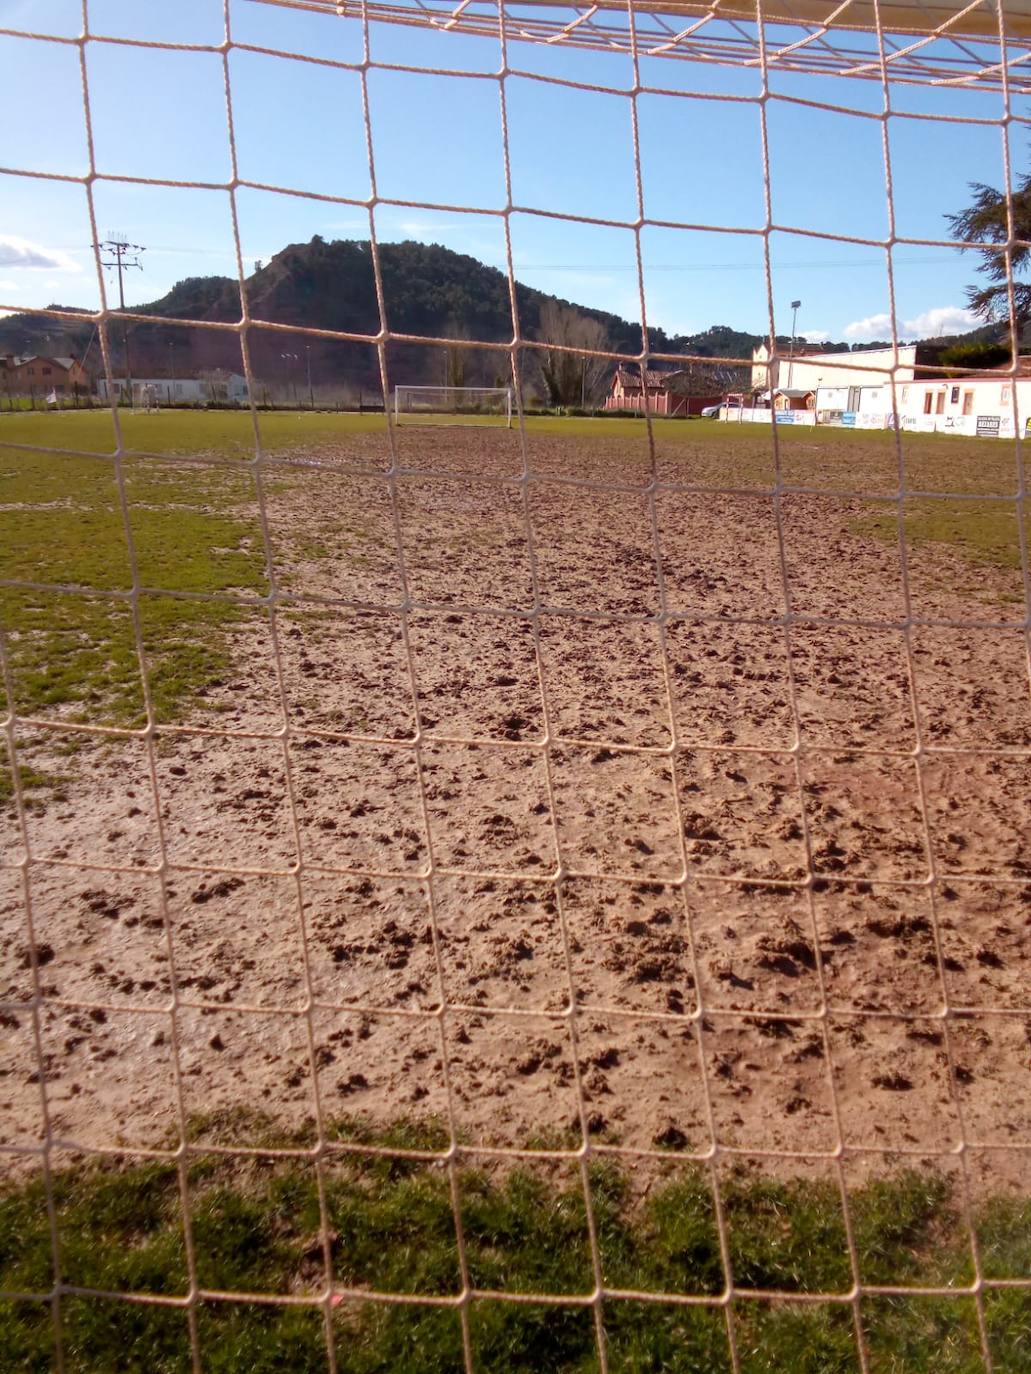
[0,239,649,394]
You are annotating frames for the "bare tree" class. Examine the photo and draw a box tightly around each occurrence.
[536,301,609,408]
[198,367,230,404]
[440,318,471,392]
[668,359,746,398]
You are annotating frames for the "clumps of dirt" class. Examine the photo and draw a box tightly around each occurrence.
[3,432,1030,1181]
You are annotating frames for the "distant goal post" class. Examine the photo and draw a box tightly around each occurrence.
[393,385,513,428]
[131,382,160,413]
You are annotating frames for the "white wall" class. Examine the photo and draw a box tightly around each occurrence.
[787,346,920,393]
[815,382,890,427]
[96,375,249,402]
[721,406,816,426]
[817,386,849,412]
[899,376,1029,435]
[804,375,1031,437]
[858,385,888,414]
[759,345,920,395]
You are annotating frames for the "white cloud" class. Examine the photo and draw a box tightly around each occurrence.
[843,304,980,343]
[800,329,830,343]
[0,279,20,293]
[843,312,893,342]
[903,305,979,338]
[0,234,80,273]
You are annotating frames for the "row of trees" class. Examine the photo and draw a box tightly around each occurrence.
[436,302,611,406]
[437,300,745,408]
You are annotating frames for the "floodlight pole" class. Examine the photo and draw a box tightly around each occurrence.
[281,352,298,407]
[95,235,144,403]
[787,299,801,391]
[306,345,314,409]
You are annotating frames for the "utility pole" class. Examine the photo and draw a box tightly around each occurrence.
[306,344,314,409]
[95,233,144,404]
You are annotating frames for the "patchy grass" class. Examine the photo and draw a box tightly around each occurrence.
[2,409,1024,790]
[0,446,266,737]
[0,760,65,808]
[895,501,1027,573]
[0,408,386,460]
[1,1115,1027,1371]
[2,406,1023,493]
[856,497,1031,595]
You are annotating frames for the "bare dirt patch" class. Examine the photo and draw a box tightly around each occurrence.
[3,426,1030,1186]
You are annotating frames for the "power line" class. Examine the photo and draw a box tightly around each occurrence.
[504,255,956,272]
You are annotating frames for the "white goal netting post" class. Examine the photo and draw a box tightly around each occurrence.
[1,2,1031,1373]
[394,384,514,428]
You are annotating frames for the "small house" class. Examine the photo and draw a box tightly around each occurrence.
[773,388,816,412]
[2,354,91,398]
[605,366,687,416]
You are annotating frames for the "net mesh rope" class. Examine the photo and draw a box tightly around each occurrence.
[0,0,1029,1371]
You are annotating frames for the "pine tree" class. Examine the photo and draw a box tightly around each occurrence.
[947,173,1031,325]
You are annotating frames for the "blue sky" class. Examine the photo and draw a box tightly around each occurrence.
[1,0,1026,346]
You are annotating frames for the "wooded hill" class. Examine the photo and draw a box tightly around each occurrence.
[0,235,991,401]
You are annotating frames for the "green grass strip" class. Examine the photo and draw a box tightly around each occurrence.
[2,1115,1028,1371]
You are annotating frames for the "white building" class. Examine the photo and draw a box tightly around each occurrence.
[737,343,1031,437]
[727,365,1031,437]
[814,379,894,426]
[894,374,1029,437]
[751,342,931,397]
[96,373,249,404]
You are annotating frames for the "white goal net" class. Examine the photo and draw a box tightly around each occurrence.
[1,2,1031,1372]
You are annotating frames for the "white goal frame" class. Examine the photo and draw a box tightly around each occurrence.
[131,381,159,413]
[393,384,513,428]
